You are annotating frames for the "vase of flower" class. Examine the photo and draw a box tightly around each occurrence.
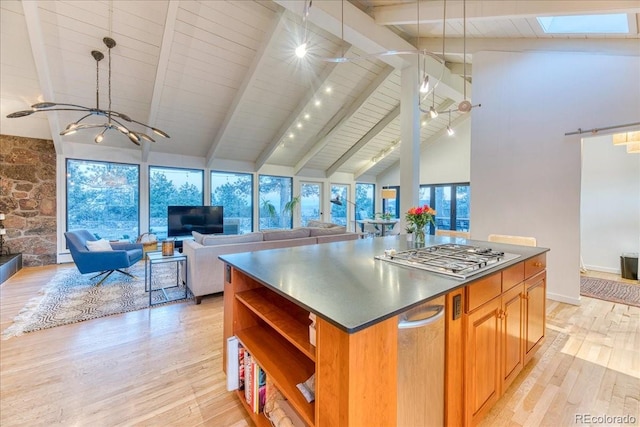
[405,204,436,246]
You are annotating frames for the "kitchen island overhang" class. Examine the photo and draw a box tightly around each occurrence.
[219,235,549,333]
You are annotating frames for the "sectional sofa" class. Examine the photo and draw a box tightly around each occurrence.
[183,223,358,303]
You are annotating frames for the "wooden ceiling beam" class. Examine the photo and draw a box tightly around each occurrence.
[142,1,179,162]
[293,64,395,175]
[21,1,63,155]
[205,11,286,169]
[374,1,640,25]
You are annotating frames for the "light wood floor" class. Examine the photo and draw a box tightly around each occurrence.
[1,266,638,426]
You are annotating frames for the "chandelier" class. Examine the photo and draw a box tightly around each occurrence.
[6,37,169,146]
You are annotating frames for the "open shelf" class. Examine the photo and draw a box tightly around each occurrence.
[234,389,271,427]
[236,288,316,362]
[237,326,315,427]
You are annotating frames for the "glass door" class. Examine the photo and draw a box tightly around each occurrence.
[300,182,323,226]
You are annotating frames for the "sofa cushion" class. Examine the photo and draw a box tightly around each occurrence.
[86,239,113,251]
[192,231,205,244]
[307,220,341,229]
[201,232,263,246]
[307,226,347,236]
[262,228,311,241]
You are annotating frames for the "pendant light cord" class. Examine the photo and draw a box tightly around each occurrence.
[463,0,467,100]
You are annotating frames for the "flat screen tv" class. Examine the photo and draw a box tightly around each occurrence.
[167,205,223,237]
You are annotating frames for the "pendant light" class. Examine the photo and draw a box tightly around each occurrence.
[7,36,170,146]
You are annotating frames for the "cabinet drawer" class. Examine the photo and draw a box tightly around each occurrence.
[502,262,524,292]
[524,254,546,279]
[466,272,501,313]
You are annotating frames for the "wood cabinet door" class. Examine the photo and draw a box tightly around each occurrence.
[465,296,501,426]
[524,272,546,363]
[501,284,524,392]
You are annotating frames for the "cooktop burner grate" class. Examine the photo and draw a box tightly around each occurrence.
[375,243,520,279]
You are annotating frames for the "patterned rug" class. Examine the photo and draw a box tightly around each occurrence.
[1,261,190,339]
[580,276,640,307]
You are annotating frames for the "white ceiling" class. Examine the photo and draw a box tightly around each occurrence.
[1,0,638,178]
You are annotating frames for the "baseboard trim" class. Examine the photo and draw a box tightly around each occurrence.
[547,291,581,306]
[584,265,620,275]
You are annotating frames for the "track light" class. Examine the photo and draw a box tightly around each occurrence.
[295,42,308,58]
[429,106,438,119]
[447,111,454,136]
[419,75,430,93]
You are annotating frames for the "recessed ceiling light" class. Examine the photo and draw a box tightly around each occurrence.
[304,113,310,120]
[325,87,332,94]
[295,42,308,58]
[297,122,302,128]
[289,133,295,139]
[314,100,321,107]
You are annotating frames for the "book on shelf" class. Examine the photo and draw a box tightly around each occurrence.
[226,336,240,391]
[256,365,267,413]
[238,341,245,391]
[244,349,253,407]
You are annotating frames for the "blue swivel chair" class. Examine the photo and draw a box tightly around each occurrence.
[64,230,144,285]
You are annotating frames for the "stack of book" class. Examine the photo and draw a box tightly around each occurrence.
[239,342,267,414]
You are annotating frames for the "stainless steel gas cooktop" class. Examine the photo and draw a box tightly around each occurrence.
[375,243,520,279]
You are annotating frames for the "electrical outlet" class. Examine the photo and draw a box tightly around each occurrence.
[453,294,462,320]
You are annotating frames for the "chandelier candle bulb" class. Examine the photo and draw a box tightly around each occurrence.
[0,229,6,235]
[0,213,5,220]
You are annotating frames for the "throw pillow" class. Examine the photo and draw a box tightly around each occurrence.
[192,231,205,244]
[86,239,113,252]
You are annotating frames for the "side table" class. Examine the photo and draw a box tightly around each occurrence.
[145,250,188,306]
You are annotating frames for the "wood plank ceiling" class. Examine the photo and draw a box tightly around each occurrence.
[1,0,638,178]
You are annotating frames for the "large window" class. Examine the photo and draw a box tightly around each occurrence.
[419,183,470,234]
[211,171,254,234]
[355,183,375,220]
[300,182,322,226]
[149,166,204,240]
[259,175,292,230]
[66,159,139,241]
[330,184,348,226]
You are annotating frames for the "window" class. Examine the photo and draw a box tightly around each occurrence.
[330,184,348,226]
[66,159,139,241]
[537,14,630,34]
[149,167,204,240]
[355,183,375,221]
[420,183,470,234]
[300,182,322,226]
[259,175,292,230]
[211,171,254,234]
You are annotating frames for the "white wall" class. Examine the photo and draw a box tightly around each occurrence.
[581,134,640,273]
[378,117,471,186]
[471,51,640,304]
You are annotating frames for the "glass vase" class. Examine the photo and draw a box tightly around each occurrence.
[415,228,426,245]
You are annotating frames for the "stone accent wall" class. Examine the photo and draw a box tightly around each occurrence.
[0,135,57,266]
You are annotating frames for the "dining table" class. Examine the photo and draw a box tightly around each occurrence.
[356,219,399,236]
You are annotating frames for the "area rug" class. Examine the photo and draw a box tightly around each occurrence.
[1,261,190,339]
[580,276,640,308]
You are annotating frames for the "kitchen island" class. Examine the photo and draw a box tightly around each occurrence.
[220,235,548,427]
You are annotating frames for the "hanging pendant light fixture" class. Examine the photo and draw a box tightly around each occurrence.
[7,37,169,146]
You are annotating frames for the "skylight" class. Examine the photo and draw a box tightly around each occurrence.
[537,14,629,34]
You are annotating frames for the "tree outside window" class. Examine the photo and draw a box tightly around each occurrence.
[259,175,292,230]
[66,159,139,241]
[211,171,253,234]
[149,167,203,239]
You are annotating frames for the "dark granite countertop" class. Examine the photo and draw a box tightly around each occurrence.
[219,235,549,333]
